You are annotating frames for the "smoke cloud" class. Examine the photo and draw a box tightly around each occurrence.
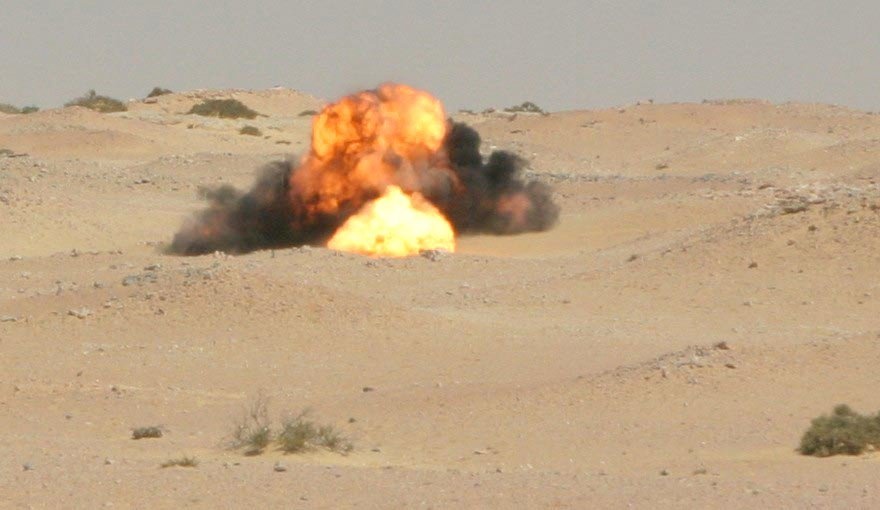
[168,121,559,255]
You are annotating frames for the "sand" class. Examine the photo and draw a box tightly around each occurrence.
[1,91,879,508]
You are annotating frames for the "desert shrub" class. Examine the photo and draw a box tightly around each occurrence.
[230,395,273,455]
[160,456,198,468]
[146,87,172,98]
[20,106,39,114]
[65,90,127,113]
[132,426,164,439]
[799,404,880,457]
[239,125,262,136]
[277,410,352,454]
[188,98,258,119]
[298,109,318,117]
[0,103,20,114]
[230,396,352,455]
[504,101,547,115]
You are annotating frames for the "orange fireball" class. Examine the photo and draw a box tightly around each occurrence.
[327,185,455,257]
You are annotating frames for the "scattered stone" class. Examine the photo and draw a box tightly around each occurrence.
[68,308,92,319]
[273,462,288,472]
[144,264,161,271]
[1,315,18,323]
[122,275,140,286]
[660,469,669,476]
[22,462,33,471]
[724,363,737,369]
[748,261,758,269]
[93,282,105,289]
[104,458,114,465]
[9,255,22,261]
[362,386,375,393]
[420,249,449,261]
[714,341,731,350]
[693,468,708,475]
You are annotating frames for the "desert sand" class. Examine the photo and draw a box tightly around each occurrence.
[1,89,879,508]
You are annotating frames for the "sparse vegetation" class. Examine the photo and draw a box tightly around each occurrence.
[160,456,198,468]
[504,101,547,115]
[229,396,352,456]
[0,103,38,114]
[132,426,164,439]
[230,395,272,455]
[146,87,172,98]
[239,125,262,136]
[188,98,258,119]
[298,109,318,117]
[799,404,880,457]
[65,90,127,113]
[277,410,352,454]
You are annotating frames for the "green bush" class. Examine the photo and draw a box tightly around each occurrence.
[504,101,547,115]
[239,125,262,136]
[146,87,172,98]
[20,106,39,114]
[65,90,127,113]
[799,404,880,457]
[189,98,258,119]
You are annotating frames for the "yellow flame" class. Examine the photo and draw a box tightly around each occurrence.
[327,186,455,257]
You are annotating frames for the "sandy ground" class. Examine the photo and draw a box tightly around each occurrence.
[1,90,880,509]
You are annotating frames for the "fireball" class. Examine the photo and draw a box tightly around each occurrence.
[327,185,455,257]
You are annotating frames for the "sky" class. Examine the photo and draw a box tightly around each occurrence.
[2,1,879,112]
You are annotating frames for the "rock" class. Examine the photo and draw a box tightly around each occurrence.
[273,462,288,472]
[420,249,449,261]
[68,308,92,319]
[144,264,161,271]
[122,275,140,286]
[22,462,33,471]
[362,386,375,393]
[1,315,18,323]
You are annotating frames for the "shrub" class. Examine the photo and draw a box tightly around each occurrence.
[230,396,352,455]
[188,98,258,119]
[146,87,172,98]
[799,404,880,457]
[277,410,352,454]
[298,109,319,117]
[504,101,547,115]
[132,426,164,439]
[20,106,39,114]
[65,90,127,113]
[239,125,262,136]
[230,395,273,455]
[0,103,20,114]
[160,456,198,468]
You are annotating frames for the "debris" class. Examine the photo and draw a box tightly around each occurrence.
[68,308,92,319]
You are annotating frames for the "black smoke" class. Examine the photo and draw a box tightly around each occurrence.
[167,122,559,255]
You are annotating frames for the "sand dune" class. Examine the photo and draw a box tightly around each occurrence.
[1,90,879,508]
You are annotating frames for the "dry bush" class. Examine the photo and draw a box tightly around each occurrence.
[800,404,880,457]
[65,90,127,113]
[189,98,258,119]
[146,87,172,98]
[132,426,163,439]
[160,456,198,468]
[239,125,262,136]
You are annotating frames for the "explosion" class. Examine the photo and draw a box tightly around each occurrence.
[169,83,559,257]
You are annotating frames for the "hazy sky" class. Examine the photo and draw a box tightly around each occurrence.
[2,1,879,112]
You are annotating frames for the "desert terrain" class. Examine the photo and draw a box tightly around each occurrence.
[1,89,879,508]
